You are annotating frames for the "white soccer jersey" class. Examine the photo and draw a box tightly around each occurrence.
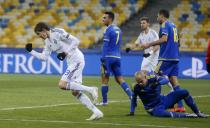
[135,28,159,71]
[30,28,83,66]
[30,28,84,83]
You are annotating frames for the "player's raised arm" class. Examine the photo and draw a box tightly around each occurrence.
[25,43,51,61]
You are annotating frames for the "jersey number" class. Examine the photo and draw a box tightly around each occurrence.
[115,31,120,44]
[173,28,178,42]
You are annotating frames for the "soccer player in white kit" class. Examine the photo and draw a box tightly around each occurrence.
[127,17,160,72]
[25,22,103,120]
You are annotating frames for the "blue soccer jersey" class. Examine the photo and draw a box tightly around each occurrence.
[132,72,169,110]
[102,25,122,58]
[159,21,179,61]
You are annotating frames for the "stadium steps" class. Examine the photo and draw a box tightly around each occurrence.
[121,0,182,46]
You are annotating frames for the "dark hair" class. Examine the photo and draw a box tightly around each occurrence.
[34,22,50,34]
[159,9,170,18]
[104,11,115,21]
[140,17,149,23]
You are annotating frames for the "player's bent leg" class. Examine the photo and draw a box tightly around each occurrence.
[58,80,68,90]
[182,90,209,118]
[73,91,103,120]
[150,107,197,118]
[66,82,99,104]
[169,76,185,112]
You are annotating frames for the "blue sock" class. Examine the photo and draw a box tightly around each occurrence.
[130,93,137,113]
[174,85,184,108]
[121,82,133,99]
[184,95,199,114]
[101,85,108,103]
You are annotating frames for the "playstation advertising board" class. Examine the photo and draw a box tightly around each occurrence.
[0,48,209,79]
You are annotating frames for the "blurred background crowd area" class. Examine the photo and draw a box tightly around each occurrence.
[0,0,209,52]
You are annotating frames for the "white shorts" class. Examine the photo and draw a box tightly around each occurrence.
[61,49,85,84]
[141,57,158,72]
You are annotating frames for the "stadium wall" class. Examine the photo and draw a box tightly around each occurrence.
[0,48,209,79]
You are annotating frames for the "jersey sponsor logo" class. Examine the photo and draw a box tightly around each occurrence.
[182,57,208,78]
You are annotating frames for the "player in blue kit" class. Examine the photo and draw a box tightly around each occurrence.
[127,71,209,118]
[97,11,133,105]
[141,9,185,112]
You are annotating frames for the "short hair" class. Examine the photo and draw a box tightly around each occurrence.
[158,9,170,18]
[140,17,149,23]
[34,22,50,34]
[104,11,115,21]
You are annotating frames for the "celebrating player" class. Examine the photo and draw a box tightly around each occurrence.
[97,11,133,105]
[140,9,185,112]
[25,22,103,120]
[128,71,209,118]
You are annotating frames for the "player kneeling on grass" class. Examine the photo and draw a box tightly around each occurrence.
[25,22,103,120]
[127,71,209,118]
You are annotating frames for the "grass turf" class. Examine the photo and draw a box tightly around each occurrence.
[0,74,209,128]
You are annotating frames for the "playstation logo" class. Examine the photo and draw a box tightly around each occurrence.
[183,57,208,78]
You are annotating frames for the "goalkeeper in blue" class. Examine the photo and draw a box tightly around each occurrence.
[97,11,133,105]
[128,71,209,118]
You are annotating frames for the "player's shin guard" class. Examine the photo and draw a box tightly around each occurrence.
[121,82,133,99]
[184,95,199,114]
[101,85,108,103]
[77,92,101,114]
[173,85,184,108]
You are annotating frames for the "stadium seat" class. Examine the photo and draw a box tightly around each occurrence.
[0,0,147,48]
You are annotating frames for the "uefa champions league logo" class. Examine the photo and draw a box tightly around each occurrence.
[183,57,208,78]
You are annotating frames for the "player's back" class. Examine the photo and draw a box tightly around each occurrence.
[102,25,122,58]
[159,21,179,61]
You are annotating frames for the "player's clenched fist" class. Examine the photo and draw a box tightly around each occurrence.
[25,43,33,52]
[57,52,66,61]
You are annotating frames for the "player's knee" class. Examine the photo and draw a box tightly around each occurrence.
[102,76,109,84]
[115,76,124,84]
[71,90,80,97]
[58,81,67,90]
[182,89,189,97]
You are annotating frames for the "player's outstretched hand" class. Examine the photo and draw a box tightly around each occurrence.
[57,52,66,61]
[125,47,131,53]
[143,53,150,58]
[126,112,134,116]
[25,43,33,52]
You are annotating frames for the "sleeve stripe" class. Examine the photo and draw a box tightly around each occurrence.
[161,32,168,35]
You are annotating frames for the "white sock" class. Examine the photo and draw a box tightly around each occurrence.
[78,93,100,114]
[66,82,93,93]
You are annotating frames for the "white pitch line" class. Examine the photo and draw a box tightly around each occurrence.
[0,100,129,111]
[0,94,209,111]
[193,95,210,98]
[0,118,189,128]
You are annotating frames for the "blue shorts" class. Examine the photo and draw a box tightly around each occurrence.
[149,90,189,118]
[158,61,179,77]
[101,57,122,77]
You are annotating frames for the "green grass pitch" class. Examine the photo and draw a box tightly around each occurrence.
[0,74,209,128]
